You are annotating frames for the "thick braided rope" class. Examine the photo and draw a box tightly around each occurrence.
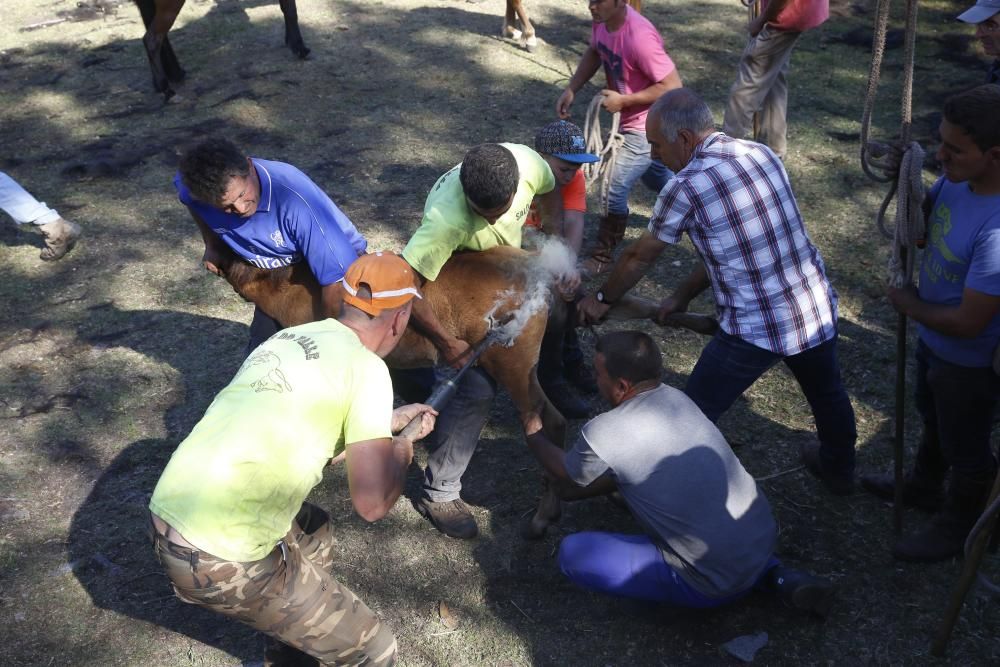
[887,142,925,287]
[860,0,924,287]
[860,0,895,183]
[583,94,623,218]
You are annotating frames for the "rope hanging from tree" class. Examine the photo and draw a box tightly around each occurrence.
[859,0,925,288]
[583,93,623,218]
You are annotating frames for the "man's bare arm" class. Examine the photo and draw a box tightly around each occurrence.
[889,285,1000,338]
[345,436,414,522]
[187,209,228,276]
[557,47,603,118]
[579,232,669,323]
[408,272,472,368]
[601,69,683,113]
[751,0,792,35]
[524,426,617,501]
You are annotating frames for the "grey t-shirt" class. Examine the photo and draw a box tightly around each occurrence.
[564,384,777,598]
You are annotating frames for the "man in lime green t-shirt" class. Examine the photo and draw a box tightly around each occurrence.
[401,143,569,540]
[149,252,436,667]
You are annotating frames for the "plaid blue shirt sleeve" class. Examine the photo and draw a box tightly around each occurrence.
[648,178,695,244]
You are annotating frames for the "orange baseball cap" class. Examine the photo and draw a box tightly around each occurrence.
[342,251,422,316]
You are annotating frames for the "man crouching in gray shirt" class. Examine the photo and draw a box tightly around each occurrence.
[525,330,834,615]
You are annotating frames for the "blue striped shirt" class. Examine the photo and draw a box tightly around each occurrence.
[649,133,837,356]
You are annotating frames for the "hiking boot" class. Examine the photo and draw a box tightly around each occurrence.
[564,359,598,395]
[860,471,945,513]
[892,470,994,563]
[801,440,855,496]
[416,497,479,539]
[37,217,81,261]
[580,212,629,276]
[764,565,835,618]
[541,377,591,419]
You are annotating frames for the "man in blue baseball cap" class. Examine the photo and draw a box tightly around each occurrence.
[958,0,1000,83]
[527,120,602,418]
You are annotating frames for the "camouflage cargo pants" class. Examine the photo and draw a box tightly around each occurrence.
[151,503,397,666]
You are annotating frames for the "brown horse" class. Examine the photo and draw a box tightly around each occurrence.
[133,0,309,101]
[501,0,538,52]
[212,244,714,537]
[501,0,642,53]
[215,244,569,532]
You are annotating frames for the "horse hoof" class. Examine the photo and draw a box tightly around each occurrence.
[295,46,310,60]
[501,24,522,40]
[522,35,538,52]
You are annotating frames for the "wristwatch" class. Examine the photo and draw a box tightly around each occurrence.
[595,290,614,305]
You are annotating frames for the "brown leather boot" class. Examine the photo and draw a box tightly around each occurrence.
[580,212,629,276]
[892,469,995,562]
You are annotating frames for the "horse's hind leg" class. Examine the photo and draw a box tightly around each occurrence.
[139,0,185,100]
[278,0,311,59]
[501,0,520,40]
[162,35,185,83]
[510,0,537,52]
[481,323,567,539]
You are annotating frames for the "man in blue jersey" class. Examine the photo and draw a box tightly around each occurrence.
[177,138,367,353]
[862,85,1000,561]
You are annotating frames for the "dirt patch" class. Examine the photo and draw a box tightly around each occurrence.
[1,0,998,665]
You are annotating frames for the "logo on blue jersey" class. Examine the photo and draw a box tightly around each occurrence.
[270,229,286,248]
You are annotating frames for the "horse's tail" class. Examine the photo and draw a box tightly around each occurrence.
[133,0,156,28]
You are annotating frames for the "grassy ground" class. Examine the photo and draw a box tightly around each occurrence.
[1,0,998,664]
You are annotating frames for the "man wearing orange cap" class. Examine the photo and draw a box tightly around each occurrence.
[148,252,436,667]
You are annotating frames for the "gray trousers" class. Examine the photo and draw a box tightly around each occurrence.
[422,366,498,502]
[723,25,801,159]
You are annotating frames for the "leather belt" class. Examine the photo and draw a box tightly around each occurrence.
[150,512,201,551]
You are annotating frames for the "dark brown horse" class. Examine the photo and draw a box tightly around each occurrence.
[133,0,309,101]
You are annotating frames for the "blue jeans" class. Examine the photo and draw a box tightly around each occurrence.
[685,330,857,477]
[915,340,999,478]
[559,531,780,607]
[0,171,61,226]
[606,131,672,215]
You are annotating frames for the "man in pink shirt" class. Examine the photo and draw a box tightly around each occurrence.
[723,0,829,159]
[557,0,683,275]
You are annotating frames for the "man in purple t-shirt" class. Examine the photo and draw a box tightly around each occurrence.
[556,0,683,275]
[177,138,367,354]
[862,85,1000,562]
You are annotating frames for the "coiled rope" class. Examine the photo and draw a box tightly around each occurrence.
[583,93,623,218]
[859,0,925,288]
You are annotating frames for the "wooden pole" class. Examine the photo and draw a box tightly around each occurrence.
[931,471,1000,656]
[893,248,907,535]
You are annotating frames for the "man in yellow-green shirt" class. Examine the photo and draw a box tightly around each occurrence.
[402,143,566,540]
[149,252,435,667]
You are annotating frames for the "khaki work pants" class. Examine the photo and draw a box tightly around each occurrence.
[723,25,802,159]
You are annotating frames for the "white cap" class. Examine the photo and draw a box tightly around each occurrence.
[958,0,1000,24]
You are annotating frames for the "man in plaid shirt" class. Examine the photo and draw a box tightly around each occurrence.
[579,88,857,495]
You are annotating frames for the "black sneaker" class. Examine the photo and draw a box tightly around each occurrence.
[765,566,835,618]
[801,440,855,496]
[416,497,479,539]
